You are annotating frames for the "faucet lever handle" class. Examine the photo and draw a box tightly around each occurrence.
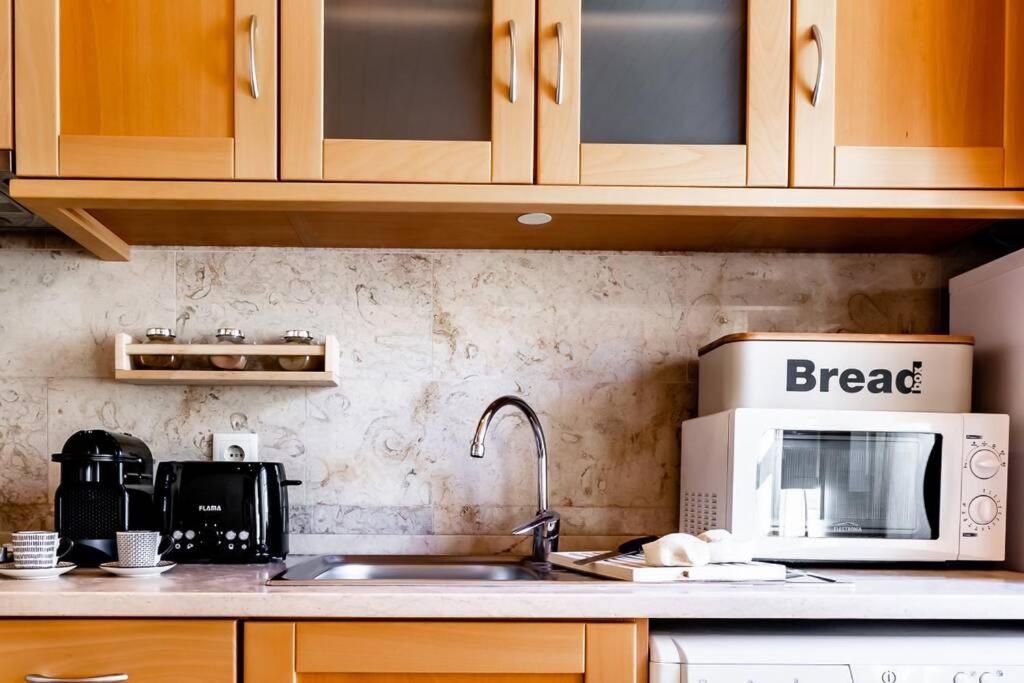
[512,510,560,536]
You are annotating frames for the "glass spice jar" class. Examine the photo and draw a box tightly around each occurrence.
[210,328,248,370]
[278,329,316,371]
[137,327,183,370]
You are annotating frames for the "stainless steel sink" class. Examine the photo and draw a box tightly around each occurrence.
[268,555,588,584]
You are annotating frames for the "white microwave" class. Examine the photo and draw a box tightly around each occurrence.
[680,409,1009,562]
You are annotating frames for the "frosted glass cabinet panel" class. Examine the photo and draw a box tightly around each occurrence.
[282,0,535,183]
[322,0,491,142]
[537,0,791,187]
[581,0,747,146]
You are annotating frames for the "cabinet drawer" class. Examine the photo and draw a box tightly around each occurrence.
[0,620,236,683]
[296,621,586,674]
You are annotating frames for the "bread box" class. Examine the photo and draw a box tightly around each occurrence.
[697,333,974,415]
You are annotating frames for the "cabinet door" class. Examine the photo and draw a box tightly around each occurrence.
[282,0,535,183]
[537,0,791,187]
[792,0,1024,188]
[245,621,640,682]
[0,619,236,683]
[14,0,277,180]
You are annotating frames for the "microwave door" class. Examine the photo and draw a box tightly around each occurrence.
[761,430,941,540]
[733,409,963,562]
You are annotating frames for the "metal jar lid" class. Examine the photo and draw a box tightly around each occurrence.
[283,329,315,342]
[216,328,245,341]
[145,327,175,339]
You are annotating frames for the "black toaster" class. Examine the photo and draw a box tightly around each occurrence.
[154,461,299,563]
[53,430,155,566]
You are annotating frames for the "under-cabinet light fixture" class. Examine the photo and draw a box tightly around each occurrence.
[517,212,553,226]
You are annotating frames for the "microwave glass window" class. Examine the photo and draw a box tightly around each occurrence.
[756,431,942,540]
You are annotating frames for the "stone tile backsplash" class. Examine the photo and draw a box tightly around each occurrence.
[0,239,945,552]
[0,379,49,532]
[176,251,434,378]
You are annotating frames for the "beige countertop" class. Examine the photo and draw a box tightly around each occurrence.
[1,561,1023,620]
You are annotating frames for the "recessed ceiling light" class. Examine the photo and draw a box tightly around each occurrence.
[517,212,553,226]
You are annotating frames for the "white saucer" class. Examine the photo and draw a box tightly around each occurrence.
[0,561,76,580]
[99,560,176,577]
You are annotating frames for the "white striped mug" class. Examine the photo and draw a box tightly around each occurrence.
[12,531,73,569]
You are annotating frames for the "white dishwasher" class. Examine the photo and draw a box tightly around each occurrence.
[651,623,1024,682]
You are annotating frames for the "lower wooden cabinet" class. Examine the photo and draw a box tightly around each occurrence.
[0,618,642,683]
[0,619,237,683]
[245,621,644,683]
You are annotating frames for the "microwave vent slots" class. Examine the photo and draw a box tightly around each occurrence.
[681,490,719,535]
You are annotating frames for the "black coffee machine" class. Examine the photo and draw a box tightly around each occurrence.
[52,430,155,566]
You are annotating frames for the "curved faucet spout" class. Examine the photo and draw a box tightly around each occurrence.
[469,395,557,566]
[469,395,548,512]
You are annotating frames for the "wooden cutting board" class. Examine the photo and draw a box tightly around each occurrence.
[550,551,787,583]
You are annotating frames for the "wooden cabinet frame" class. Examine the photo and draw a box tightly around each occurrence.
[0,0,10,152]
[791,0,1024,189]
[245,620,645,683]
[14,0,277,180]
[281,0,535,183]
[537,0,791,187]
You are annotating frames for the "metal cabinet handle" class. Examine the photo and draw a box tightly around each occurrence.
[555,22,565,105]
[810,23,824,107]
[508,20,518,104]
[248,14,260,100]
[26,676,128,683]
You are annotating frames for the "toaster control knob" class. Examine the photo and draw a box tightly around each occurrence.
[172,530,183,540]
[970,449,1002,480]
[968,495,999,526]
[225,530,237,541]
[239,530,250,541]
[184,529,196,540]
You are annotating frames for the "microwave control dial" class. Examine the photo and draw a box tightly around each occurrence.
[969,448,1003,480]
[968,495,1000,526]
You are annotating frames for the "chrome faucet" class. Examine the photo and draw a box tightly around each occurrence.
[470,396,560,568]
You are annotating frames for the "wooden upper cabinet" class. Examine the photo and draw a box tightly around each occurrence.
[281,0,536,183]
[537,0,792,187]
[792,0,1024,189]
[14,0,277,180]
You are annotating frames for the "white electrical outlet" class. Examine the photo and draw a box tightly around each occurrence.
[212,433,259,462]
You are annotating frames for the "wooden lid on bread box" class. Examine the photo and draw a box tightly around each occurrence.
[697,333,974,416]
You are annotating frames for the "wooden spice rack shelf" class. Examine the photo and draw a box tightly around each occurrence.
[114,333,339,386]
